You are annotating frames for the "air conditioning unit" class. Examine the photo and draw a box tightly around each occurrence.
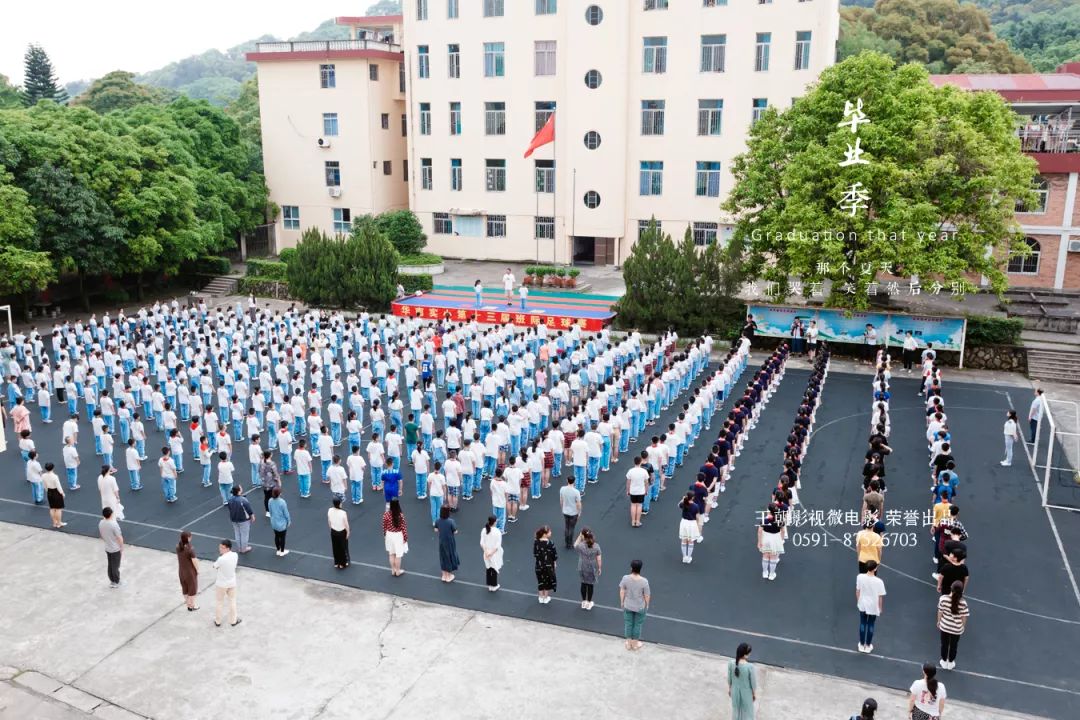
[317,137,331,149]
[328,186,342,198]
[1069,240,1080,253]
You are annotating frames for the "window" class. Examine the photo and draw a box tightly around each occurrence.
[325,161,341,187]
[536,0,557,14]
[641,100,666,136]
[1016,176,1049,213]
[450,102,462,135]
[484,0,504,18]
[795,31,812,70]
[695,161,722,197]
[535,101,556,132]
[381,113,390,130]
[421,159,433,190]
[585,5,603,24]
[322,112,339,137]
[643,37,667,74]
[693,222,719,246]
[332,208,351,234]
[486,214,507,237]
[535,41,557,76]
[320,64,336,88]
[703,0,727,6]
[383,160,392,176]
[644,0,668,8]
[418,46,430,78]
[282,206,299,230]
[584,191,601,208]
[448,44,461,78]
[639,161,663,196]
[535,160,555,193]
[451,159,462,191]
[752,98,768,124]
[755,33,771,72]
[448,0,459,18]
[434,212,453,234]
[1008,237,1041,274]
[399,62,406,92]
[485,102,506,135]
[584,131,601,149]
[401,114,408,136]
[419,103,431,135]
[638,219,660,239]
[698,99,723,136]
[535,216,555,239]
[485,159,506,192]
[584,70,602,89]
[417,0,429,20]
[369,64,379,81]
[701,35,726,72]
[403,159,408,181]
[484,42,506,77]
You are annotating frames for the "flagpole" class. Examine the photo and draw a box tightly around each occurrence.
[553,111,557,265]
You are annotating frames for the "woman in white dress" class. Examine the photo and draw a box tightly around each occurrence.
[757,504,784,580]
[1001,410,1020,467]
[480,515,504,591]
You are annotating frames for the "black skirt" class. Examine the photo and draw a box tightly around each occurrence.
[330,528,350,566]
[47,488,65,509]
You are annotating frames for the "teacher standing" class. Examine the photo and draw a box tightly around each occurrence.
[176,531,200,610]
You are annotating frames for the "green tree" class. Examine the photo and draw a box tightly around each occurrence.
[0,246,57,318]
[287,228,337,307]
[226,77,263,172]
[0,74,22,109]
[721,52,1039,311]
[997,4,1080,71]
[374,209,427,255]
[71,71,174,114]
[839,0,1032,73]
[22,44,68,106]
[0,171,35,244]
[348,216,400,310]
[614,220,681,332]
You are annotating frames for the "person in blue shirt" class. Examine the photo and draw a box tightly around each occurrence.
[937,462,959,498]
[382,458,401,505]
[268,487,291,557]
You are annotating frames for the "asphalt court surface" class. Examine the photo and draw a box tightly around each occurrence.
[2,362,1078,718]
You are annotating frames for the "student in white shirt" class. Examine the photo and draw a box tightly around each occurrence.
[347,447,367,505]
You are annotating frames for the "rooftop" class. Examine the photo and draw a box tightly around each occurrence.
[929,72,1080,103]
[336,14,403,27]
[246,39,403,63]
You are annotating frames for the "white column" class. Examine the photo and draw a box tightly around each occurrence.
[1054,171,1078,290]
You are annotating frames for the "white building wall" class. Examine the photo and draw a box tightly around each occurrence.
[403,0,839,264]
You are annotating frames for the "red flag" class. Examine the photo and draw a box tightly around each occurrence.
[524,114,555,158]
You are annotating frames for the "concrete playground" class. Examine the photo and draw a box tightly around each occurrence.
[0,521,1041,720]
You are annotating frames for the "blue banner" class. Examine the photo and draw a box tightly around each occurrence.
[747,305,965,353]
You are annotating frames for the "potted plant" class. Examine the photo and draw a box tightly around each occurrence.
[565,268,581,288]
[552,267,566,287]
[524,266,537,286]
[535,266,550,287]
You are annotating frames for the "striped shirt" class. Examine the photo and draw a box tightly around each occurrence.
[937,595,970,635]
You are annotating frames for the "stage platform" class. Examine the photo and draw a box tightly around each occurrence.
[391,286,618,331]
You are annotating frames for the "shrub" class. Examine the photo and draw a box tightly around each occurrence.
[375,210,427,256]
[286,221,399,310]
[965,315,1023,347]
[189,256,231,275]
[400,275,434,294]
[246,259,288,281]
[278,248,297,265]
[239,277,292,300]
[398,252,443,266]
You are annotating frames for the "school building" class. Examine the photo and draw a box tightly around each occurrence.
[931,64,1080,291]
[248,2,840,264]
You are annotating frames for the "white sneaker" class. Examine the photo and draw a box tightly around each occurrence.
[762,570,769,578]
[581,601,588,609]
[275,550,282,557]
[866,644,873,653]
[703,515,710,523]
[1000,461,1010,467]
[768,572,776,581]
[265,511,271,517]
[858,644,866,653]
[586,601,594,610]
[686,556,693,564]
[538,596,545,604]
[280,550,289,556]
[948,660,956,670]
[939,658,948,669]
[695,536,703,543]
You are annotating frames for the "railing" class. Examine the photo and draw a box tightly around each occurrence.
[254,39,400,54]
[1017,108,1079,154]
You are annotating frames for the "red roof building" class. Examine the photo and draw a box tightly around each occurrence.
[930,65,1080,290]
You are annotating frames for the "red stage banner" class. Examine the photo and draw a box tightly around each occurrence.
[391,301,608,332]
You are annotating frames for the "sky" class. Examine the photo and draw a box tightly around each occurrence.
[1,1,362,86]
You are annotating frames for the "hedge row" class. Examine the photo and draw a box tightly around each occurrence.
[398,252,443,267]
[187,256,232,276]
[239,274,435,301]
[965,315,1023,347]
[246,258,288,281]
[400,275,434,293]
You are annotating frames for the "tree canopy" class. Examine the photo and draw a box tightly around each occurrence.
[0,97,268,307]
[286,221,399,310]
[373,209,427,256]
[720,52,1038,310]
[0,75,21,110]
[71,71,176,114]
[997,4,1080,72]
[839,0,1032,73]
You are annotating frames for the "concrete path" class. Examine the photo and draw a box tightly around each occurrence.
[0,522,1039,720]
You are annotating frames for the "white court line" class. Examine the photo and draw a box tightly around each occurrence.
[1007,391,1080,612]
[2,497,1077,700]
